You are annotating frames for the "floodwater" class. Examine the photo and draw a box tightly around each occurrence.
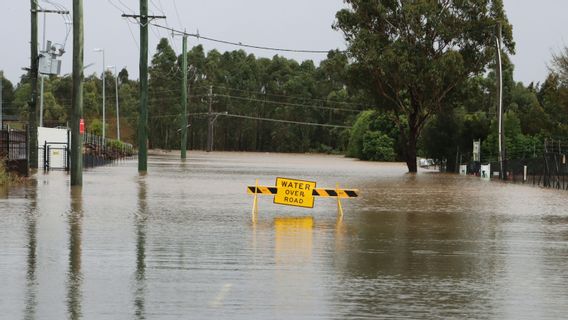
[1,152,568,319]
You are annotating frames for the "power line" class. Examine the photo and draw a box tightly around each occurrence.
[215,94,360,113]
[215,113,352,128]
[119,111,352,129]
[205,84,370,109]
[172,0,184,30]
[148,23,339,54]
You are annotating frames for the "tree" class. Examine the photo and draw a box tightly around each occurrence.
[1,72,16,116]
[550,46,568,86]
[335,0,514,172]
[149,38,180,150]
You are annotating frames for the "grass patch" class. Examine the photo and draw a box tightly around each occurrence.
[0,159,23,186]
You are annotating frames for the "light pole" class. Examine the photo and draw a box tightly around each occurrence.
[93,48,105,141]
[107,65,120,140]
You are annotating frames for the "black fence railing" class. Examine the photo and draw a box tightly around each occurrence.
[0,129,29,175]
[443,139,568,191]
[83,131,135,169]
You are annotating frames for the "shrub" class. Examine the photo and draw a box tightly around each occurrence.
[362,131,396,161]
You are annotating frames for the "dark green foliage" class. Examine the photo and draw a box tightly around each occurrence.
[347,110,375,158]
[362,131,395,161]
[335,0,514,172]
[6,33,568,166]
[348,110,398,161]
[482,111,541,161]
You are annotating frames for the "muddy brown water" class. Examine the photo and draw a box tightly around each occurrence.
[1,152,568,319]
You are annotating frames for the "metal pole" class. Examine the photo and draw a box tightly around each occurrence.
[181,35,188,159]
[40,76,44,127]
[138,0,149,172]
[207,85,212,152]
[70,0,84,186]
[102,50,106,141]
[0,71,3,129]
[115,67,120,140]
[496,23,506,180]
[40,12,45,127]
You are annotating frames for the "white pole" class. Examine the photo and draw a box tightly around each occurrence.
[106,65,120,140]
[102,50,106,141]
[40,76,44,127]
[95,48,106,141]
[0,71,3,129]
[40,13,46,128]
[496,36,503,180]
[115,67,120,140]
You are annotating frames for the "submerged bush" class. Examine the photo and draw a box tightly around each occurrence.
[362,131,396,161]
[0,160,13,185]
[348,110,398,161]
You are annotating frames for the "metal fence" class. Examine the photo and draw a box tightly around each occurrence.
[0,129,29,175]
[83,131,135,169]
[0,130,28,160]
[461,139,568,191]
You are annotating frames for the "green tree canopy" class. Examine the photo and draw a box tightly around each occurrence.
[335,0,514,172]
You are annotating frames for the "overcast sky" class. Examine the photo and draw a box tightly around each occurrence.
[1,0,567,86]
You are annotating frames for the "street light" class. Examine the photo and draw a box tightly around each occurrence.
[93,48,105,141]
[107,65,120,141]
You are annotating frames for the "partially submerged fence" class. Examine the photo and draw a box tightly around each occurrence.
[462,139,568,191]
[0,129,28,175]
[83,131,134,169]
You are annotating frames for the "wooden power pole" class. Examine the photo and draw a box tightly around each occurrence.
[181,35,188,159]
[121,7,164,171]
[29,0,39,170]
[70,0,84,186]
[138,0,149,172]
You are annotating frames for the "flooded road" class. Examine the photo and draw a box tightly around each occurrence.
[1,151,568,319]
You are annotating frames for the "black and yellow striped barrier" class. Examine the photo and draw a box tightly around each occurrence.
[248,177,359,221]
[247,186,359,198]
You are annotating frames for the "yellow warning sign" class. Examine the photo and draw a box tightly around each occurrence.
[273,177,316,208]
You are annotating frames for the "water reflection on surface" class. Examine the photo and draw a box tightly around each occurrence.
[24,180,37,320]
[67,187,83,320]
[134,174,147,320]
[0,152,567,319]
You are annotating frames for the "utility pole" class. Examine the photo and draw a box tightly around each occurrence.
[70,0,84,186]
[181,35,188,159]
[29,0,39,170]
[496,23,506,180]
[122,5,165,172]
[207,85,213,152]
[120,9,164,170]
[138,0,149,172]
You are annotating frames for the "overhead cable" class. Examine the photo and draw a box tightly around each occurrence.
[148,23,339,54]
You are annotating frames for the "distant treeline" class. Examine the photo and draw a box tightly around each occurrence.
[2,40,369,154]
[2,39,568,171]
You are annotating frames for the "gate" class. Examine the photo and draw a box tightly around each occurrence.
[41,141,69,171]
